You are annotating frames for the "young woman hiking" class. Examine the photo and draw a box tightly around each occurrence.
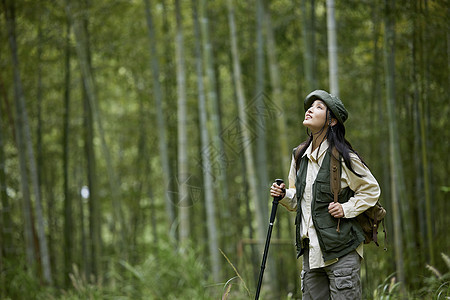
[270,90,381,300]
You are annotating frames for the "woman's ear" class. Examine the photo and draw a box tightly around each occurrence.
[331,118,338,127]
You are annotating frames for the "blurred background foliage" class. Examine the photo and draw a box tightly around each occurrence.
[0,0,449,299]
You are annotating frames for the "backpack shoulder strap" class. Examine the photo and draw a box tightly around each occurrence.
[330,146,341,202]
[330,146,341,232]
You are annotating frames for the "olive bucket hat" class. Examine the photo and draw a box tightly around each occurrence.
[304,90,348,124]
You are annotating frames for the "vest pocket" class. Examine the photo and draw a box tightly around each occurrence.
[317,183,334,201]
[315,216,355,252]
[316,182,353,205]
[313,183,334,214]
[314,211,338,228]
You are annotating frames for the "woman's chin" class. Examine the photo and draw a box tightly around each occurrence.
[303,122,320,132]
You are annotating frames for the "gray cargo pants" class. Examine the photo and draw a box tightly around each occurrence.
[301,247,362,300]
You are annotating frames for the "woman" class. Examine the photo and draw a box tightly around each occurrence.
[270,90,380,300]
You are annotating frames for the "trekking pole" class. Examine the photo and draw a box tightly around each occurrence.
[255,179,284,300]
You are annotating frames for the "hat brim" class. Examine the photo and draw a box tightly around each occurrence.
[304,90,347,124]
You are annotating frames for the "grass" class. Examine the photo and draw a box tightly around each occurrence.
[2,243,449,299]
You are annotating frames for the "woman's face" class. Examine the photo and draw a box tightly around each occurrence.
[303,100,329,131]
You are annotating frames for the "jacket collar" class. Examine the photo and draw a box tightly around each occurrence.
[303,139,330,163]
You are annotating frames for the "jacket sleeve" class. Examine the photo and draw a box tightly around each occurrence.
[279,155,298,212]
[340,153,381,218]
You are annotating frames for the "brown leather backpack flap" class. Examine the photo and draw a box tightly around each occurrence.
[364,203,387,220]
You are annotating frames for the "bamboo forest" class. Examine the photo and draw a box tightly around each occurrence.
[1,0,449,299]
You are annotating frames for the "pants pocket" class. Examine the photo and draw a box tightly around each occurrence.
[333,268,353,290]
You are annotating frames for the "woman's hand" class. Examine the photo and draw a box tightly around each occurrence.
[270,182,286,199]
[328,202,344,218]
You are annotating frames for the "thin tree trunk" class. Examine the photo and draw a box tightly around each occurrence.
[199,0,231,254]
[383,0,408,295]
[0,54,13,262]
[76,164,89,280]
[372,3,394,278]
[326,0,339,96]
[44,164,57,285]
[264,1,289,184]
[3,0,52,284]
[24,64,52,284]
[143,0,175,232]
[36,13,43,208]
[161,1,178,236]
[228,69,259,281]
[301,0,317,92]
[192,0,221,281]
[63,16,73,287]
[83,75,100,280]
[254,0,268,218]
[66,0,128,272]
[411,0,427,266]
[415,1,434,267]
[64,0,102,278]
[12,87,35,270]
[264,2,295,295]
[227,0,259,234]
[254,1,280,296]
[36,11,56,286]
[227,0,266,276]
[240,147,259,283]
[174,0,190,244]
[0,91,12,299]
[132,91,149,262]
[7,29,35,271]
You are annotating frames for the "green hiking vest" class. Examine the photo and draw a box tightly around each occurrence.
[295,149,365,261]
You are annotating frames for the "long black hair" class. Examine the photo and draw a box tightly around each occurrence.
[296,108,367,177]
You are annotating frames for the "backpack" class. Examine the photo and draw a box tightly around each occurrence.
[294,143,387,247]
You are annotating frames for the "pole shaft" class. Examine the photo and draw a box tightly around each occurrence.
[255,179,283,300]
[255,210,276,299]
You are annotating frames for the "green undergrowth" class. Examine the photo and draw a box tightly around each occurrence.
[3,246,449,299]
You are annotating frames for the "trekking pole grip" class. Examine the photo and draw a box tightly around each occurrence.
[274,179,284,204]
